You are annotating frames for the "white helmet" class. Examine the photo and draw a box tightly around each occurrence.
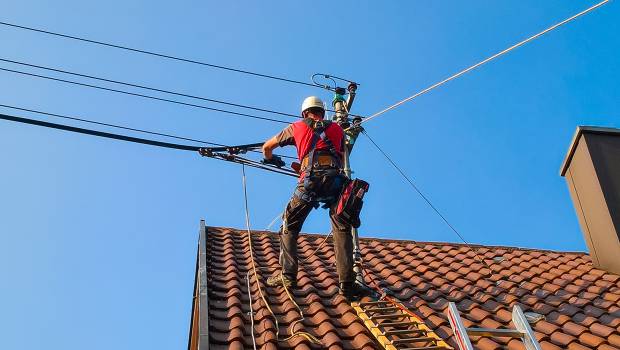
[301,96,326,115]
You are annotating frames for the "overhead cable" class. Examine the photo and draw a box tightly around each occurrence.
[0,112,200,151]
[361,0,610,125]
[0,67,291,124]
[362,131,492,270]
[0,104,296,160]
[0,21,319,88]
[0,57,300,119]
[0,112,296,176]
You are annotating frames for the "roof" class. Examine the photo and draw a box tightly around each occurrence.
[198,226,620,350]
[560,126,620,176]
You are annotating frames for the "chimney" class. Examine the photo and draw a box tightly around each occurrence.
[560,126,620,274]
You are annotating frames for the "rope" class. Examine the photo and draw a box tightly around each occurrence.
[0,67,290,124]
[240,165,322,347]
[361,0,610,125]
[0,57,300,119]
[280,270,322,345]
[246,272,258,350]
[0,21,321,89]
[241,165,281,344]
[359,262,431,322]
[264,212,282,232]
[362,131,493,273]
[299,232,333,265]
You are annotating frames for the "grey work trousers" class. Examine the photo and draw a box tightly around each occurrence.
[279,183,354,283]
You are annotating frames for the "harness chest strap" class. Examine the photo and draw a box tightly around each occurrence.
[303,119,340,179]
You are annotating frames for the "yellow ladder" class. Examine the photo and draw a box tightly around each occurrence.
[352,300,453,350]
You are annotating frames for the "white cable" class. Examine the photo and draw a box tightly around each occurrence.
[265,212,282,231]
[361,0,610,125]
[246,273,258,350]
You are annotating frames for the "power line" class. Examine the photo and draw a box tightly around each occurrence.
[362,130,492,269]
[0,21,320,89]
[0,57,300,119]
[0,111,297,176]
[0,67,291,124]
[0,104,297,160]
[0,104,219,146]
[361,0,610,125]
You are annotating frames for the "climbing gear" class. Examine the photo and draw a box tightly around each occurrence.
[295,118,346,206]
[266,273,296,288]
[300,96,326,115]
[447,302,542,350]
[335,178,370,228]
[261,155,285,167]
[301,153,338,169]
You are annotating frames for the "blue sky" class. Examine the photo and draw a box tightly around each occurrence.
[1,1,618,349]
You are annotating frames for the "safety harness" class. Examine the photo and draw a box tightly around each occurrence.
[295,119,345,207]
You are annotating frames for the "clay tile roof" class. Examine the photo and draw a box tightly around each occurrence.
[197,227,620,350]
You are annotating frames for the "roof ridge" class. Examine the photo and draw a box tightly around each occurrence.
[205,226,588,256]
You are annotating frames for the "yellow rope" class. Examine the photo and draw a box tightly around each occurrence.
[241,165,322,347]
[241,165,280,342]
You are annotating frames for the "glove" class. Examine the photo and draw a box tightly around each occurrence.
[262,155,285,168]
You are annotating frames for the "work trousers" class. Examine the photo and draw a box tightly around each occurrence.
[279,183,354,283]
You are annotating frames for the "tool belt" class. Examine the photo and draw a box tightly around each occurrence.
[301,153,338,170]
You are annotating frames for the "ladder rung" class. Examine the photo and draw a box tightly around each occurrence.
[372,313,408,320]
[373,321,421,328]
[466,327,523,338]
[365,306,399,312]
[359,301,391,306]
[393,337,436,344]
[385,329,425,336]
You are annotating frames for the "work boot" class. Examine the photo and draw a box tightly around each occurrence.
[339,281,374,302]
[266,274,296,288]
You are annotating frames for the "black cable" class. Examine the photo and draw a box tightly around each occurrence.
[0,112,199,151]
[0,67,291,124]
[0,112,297,177]
[362,130,492,270]
[0,57,300,119]
[0,104,297,160]
[0,21,319,89]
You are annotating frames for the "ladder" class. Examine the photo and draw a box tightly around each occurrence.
[446,302,542,350]
[352,300,453,350]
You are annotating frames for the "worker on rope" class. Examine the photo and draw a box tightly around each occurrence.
[262,96,366,301]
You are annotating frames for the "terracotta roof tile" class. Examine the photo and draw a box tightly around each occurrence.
[202,227,620,349]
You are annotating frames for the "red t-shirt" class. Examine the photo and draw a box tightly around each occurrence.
[274,118,344,178]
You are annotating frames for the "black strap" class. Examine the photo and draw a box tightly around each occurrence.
[302,118,341,179]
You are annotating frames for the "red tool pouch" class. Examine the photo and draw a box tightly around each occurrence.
[336,179,369,228]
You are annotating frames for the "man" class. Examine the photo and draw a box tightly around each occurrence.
[262,96,360,300]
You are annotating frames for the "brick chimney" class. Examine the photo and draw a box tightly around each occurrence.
[561,126,620,275]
